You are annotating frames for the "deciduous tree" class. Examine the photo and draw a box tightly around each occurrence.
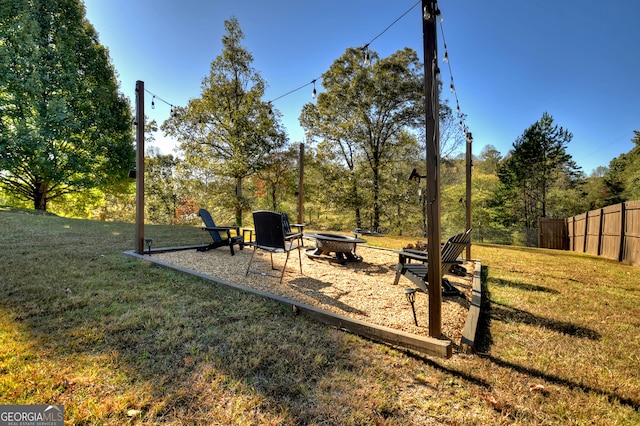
[162,18,286,226]
[0,0,133,211]
[300,47,423,230]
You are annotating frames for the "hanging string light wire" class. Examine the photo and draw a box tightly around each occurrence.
[146,1,449,123]
[269,78,322,104]
[268,0,421,107]
[144,88,177,117]
[438,15,468,133]
[364,0,421,50]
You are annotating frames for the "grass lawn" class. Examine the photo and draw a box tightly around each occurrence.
[1,208,638,425]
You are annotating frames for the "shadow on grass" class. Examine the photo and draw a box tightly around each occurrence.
[479,354,640,411]
[491,277,560,294]
[482,265,599,340]
[409,266,638,412]
[489,301,601,340]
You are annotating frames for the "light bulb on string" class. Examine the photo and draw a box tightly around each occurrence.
[267,102,273,119]
[312,80,317,99]
[363,46,371,67]
[151,96,155,109]
[423,5,431,21]
[443,50,449,64]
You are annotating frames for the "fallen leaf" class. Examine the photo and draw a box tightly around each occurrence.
[127,409,142,417]
[484,394,501,410]
[529,384,545,392]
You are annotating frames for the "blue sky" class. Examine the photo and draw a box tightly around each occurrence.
[84,0,640,175]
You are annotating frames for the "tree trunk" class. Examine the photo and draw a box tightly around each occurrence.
[373,166,380,231]
[234,176,243,226]
[34,180,47,211]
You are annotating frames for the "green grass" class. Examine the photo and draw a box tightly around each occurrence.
[1,208,639,425]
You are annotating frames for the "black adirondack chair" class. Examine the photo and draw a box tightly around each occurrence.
[197,208,244,255]
[393,228,472,296]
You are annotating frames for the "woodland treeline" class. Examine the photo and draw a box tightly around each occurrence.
[2,3,639,245]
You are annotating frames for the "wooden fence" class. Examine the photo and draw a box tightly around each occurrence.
[556,201,640,266]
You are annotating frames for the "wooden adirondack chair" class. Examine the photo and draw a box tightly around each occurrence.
[393,228,472,296]
[197,208,244,255]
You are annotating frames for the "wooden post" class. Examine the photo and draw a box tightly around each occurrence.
[583,211,589,253]
[298,143,304,224]
[597,208,604,256]
[465,132,472,260]
[135,81,145,255]
[618,202,626,262]
[422,0,442,338]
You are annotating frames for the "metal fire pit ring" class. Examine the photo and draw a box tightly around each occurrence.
[305,233,367,263]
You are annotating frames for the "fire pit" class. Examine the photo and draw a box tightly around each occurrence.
[306,233,367,263]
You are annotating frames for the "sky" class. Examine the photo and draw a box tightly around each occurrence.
[83,0,640,175]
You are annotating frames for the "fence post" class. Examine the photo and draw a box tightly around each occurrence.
[618,202,626,262]
[583,211,589,253]
[597,208,604,256]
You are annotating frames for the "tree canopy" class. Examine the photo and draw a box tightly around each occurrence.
[495,112,583,229]
[162,17,286,226]
[300,47,424,230]
[0,0,134,211]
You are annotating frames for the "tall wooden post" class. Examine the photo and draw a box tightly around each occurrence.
[298,143,304,224]
[135,80,145,254]
[466,132,472,259]
[423,0,442,337]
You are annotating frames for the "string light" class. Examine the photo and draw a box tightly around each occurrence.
[423,5,432,21]
[145,0,461,138]
[438,11,470,134]
[267,0,421,108]
[144,89,174,114]
[363,45,371,67]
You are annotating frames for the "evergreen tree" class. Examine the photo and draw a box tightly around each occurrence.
[495,112,581,228]
[603,130,640,202]
[0,0,133,211]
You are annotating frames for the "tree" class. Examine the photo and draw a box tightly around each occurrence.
[495,112,582,229]
[253,145,299,212]
[300,47,424,230]
[0,0,134,211]
[145,152,181,224]
[477,144,502,175]
[602,130,640,203]
[162,18,286,226]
